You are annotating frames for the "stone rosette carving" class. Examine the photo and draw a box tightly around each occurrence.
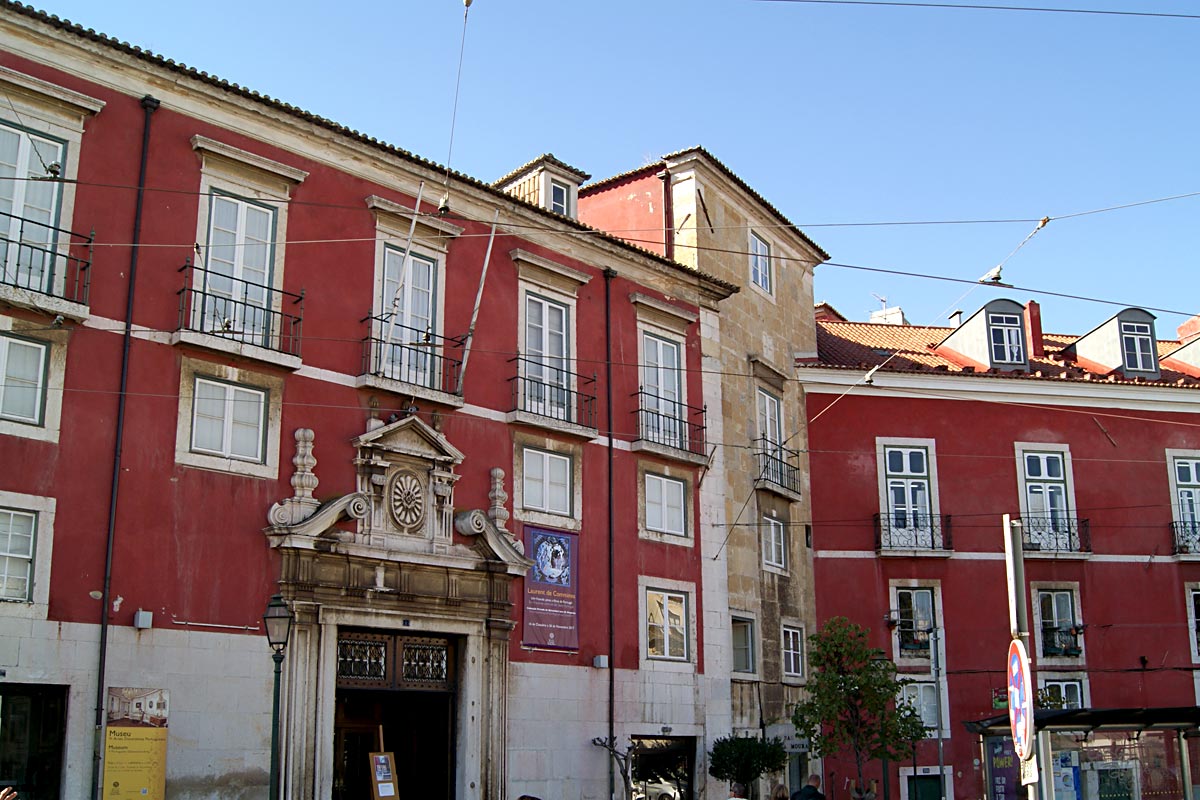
[387,469,426,531]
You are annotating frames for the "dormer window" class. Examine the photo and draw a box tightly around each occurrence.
[1121,321,1155,371]
[550,180,570,216]
[989,313,1024,364]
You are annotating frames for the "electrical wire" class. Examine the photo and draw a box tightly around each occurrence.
[753,0,1200,21]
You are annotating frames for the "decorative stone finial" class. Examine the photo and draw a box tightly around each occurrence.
[488,467,510,533]
[267,429,323,526]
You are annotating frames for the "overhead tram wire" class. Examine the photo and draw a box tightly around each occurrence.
[752,0,1200,22]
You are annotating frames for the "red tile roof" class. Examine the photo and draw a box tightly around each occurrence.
[808,320,1200,388]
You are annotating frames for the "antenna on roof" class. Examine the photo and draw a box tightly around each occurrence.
[871,293,888,309]
[439,0,474,216]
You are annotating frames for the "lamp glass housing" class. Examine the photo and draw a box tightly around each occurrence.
[263,594,293,651]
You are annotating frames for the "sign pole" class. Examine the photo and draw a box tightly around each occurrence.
[1003,514,1039,797]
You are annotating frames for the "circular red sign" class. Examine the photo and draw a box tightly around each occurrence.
[1007,638,1035,760]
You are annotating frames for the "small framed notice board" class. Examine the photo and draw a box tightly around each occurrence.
[370,752,398,799]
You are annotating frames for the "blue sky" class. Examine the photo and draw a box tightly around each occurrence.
[39,0,1199,336]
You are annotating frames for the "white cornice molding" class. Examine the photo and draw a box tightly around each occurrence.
[509,248,592,288]
[630,292,698,327]
[799,367,1200,413]
[0,64,104,115]
[191,135,308,183]
[365,195,465,238]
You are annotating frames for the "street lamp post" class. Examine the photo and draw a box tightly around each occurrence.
[263,594,294,800]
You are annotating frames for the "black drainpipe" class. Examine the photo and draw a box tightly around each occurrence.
[604,267,617,800]
[658,167,674,262]
[92,94,159,800]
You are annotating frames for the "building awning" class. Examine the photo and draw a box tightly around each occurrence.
[964,707,1200,736]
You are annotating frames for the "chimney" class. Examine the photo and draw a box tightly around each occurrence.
[1177,315,1200,344]
[869,306,909,326]
[1024,300,1045,358]
[948,310,963,328]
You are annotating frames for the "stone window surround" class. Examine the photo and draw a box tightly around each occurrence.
[511,249,594,435]
[0,316,67,443]
[1038,672,1090,708]
[1167,449,1200,556]
[1186,583,1200,663]
[637,574,697,673]
[1030,580,1085,667]
[636,460,694,548]
[512,433,582,532]
[781,618,806,684]
[0,488,54,620]
[730,610,760,680]
[898,766,953,800]
[888,579,945,673]
[178,135,306,369]
[749,229,774,299]
[1014,441,1078,522]
[876,437,943,542]
[899,676,950,738]
[0,67,104,318]
[174,356,284,480]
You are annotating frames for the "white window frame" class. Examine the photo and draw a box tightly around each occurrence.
[1038,675,1088,709]
[637,462,693,547]
[645,472,687,537]
[0,331,47,426]
[1186,583,1200,663]
[183,136,305,367]
[898,766,954,800]
[890,580,944,671]
[762,514,787,572]
[782,622,806,682]
[900,680,941,734]
[549,179,570,216]
[988,313,1025,364]
[757,387,782,445]
[1014,442,1078,548]
[174,357,283,479]
[1031,582,1085,665]
[0,67,102,316]
[0,489,54,620]
[189,377,267,463]
[0,318,67,444]
[750,231,773,294]
[639,575,696,671]
[520,446,572,517]
[877,438,942,550]
[731,615,757,676]
[511,250,589,433]
[512,434,583,531]
[1167,450,1200,554]
[1120,321,1155,372]
[640,330,686,447]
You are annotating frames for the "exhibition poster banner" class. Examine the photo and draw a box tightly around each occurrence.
[523,526,579,650]
[103,687,169,800]
[986,736,1020,800]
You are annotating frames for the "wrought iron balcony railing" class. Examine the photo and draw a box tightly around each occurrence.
[755,436,802,496]
[176,260,303,357]
[897,627,931,657]
[360,314,463,396]
[509,356,596,429]
[1020,515,1090,554]
[1172,521,1200,554]
[1042,625,1083,658]
[873,513,953,551]
[632,389,706,458]
[0,210,92,306]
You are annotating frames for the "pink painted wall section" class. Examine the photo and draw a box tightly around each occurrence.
[578,172,668,257]
[0,54,710,674]
[806,388,1200,800]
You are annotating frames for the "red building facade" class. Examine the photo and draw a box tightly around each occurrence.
[803,300,1200,800]
[0,6,735,798]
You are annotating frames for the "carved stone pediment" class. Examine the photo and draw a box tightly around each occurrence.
[353,415,465,466]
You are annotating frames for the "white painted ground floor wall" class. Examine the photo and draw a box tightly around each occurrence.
[0,617,271,799]
[508,662,730,800]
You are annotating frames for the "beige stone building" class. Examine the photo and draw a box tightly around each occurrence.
[581,147,828,797]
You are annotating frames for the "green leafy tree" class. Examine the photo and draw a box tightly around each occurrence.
[791,617,929,788]
[708,734,789,789]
